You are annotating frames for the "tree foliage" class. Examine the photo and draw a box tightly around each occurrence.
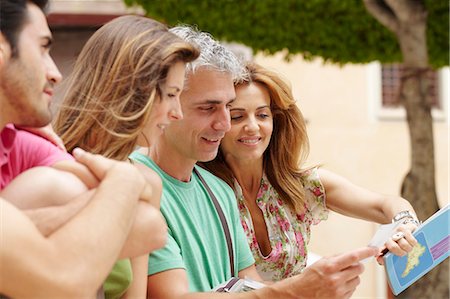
[125,0,448,68]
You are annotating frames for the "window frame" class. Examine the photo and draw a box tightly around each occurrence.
[367,62,449,122]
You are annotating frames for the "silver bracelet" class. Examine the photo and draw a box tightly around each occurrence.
[402,217,421,227]
[392,210,420,226]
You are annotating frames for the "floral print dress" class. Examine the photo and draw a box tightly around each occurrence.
[235,167,328,281]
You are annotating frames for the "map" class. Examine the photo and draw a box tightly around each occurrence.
[401,243,426,277]
[392,232,433,286]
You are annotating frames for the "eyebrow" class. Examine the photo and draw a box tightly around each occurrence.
[230,105,270,111]
[166,86,181,92]
[201,98,235,105]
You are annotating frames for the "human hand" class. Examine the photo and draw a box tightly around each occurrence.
[17,124,66,152]
[376,222,418,265]
[280,247,377,299]
[72,148,153,202]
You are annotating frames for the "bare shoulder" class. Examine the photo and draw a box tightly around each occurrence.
[1,166,87,208]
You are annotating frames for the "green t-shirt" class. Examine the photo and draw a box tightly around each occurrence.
[103,259,132,299]
[129,152,255,292]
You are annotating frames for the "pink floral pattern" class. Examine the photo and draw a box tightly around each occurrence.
[235,167,328,281]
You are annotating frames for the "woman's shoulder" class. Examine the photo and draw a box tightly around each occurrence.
[299,167,328,221]
[299,167,323,192]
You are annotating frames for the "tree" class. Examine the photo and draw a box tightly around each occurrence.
[125,0,448,297]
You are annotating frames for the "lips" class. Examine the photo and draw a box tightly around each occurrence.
[43,89,53,97]
[238,137,261,144]
[202,136,222,143]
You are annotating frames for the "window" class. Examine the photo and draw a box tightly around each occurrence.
[367,62,448,121]
[382,64,440,109]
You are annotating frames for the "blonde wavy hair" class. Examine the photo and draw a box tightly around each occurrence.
[54,15,199,160]
[201,62,310,213]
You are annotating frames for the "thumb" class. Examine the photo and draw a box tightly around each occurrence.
[72,147,92,164]
[72,147,109,180]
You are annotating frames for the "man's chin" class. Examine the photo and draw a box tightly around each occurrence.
[197,151,219,163]
[19,113,52,128]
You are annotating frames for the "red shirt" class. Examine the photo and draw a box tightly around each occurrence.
[0,124,73,189]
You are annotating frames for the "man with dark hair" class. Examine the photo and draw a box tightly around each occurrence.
[0,0,49,57]
[0,1,162,297]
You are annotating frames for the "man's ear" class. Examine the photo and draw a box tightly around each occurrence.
[0,33,11,66]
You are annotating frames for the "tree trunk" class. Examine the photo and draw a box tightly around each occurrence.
[396,7,449,299]
[363,1,448,298]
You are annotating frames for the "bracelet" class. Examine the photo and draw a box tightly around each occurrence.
[392,210,420,226]
[402,217,421,227]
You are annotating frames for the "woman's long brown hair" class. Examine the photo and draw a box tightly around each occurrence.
[54,15,199,161]
[201,62,310,213]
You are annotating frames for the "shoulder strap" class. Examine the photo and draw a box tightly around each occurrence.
[193,168,235,276]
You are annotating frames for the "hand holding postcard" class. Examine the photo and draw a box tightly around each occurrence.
[383,204,449,295]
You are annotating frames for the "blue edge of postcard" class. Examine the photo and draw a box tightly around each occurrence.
[383,204,449,295]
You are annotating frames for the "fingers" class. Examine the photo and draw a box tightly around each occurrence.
[392,231,404,242]
[72,147,112,180]
[331,247,378,271]
[384,226,418,256]
[294,248,375,299]
[306,254,367,299]
[376,255,385,265]
[47,130,67,152]
[73,148,154,203]
[338,262,365,285]
[342,275,361,297]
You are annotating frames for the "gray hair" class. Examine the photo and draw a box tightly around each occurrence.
[170,25,247,83]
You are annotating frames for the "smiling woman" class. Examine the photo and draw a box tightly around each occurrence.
[221,82,274,162]
[52,14,199,298]
[201,62,420,281]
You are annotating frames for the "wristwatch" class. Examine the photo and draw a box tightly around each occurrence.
[392,210,420,226]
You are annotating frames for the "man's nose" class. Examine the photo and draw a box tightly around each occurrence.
[47,56,62,85]
[212,106,231,132]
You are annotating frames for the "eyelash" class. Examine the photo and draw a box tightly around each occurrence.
[230,114,270,120]
[41,41,52,51]
[199,106,214,111]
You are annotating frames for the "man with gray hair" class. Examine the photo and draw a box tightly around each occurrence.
[130,25,376,299]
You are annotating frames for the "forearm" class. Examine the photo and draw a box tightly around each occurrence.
[48,171,142,291]
[122,255,148,299]
[175,288,284,299]
[379,196,418,222]
[1,200,98,298]
[319,168,417,224]
[23,192,91,236]
[176,292,261,299]
[119,201,167,258]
